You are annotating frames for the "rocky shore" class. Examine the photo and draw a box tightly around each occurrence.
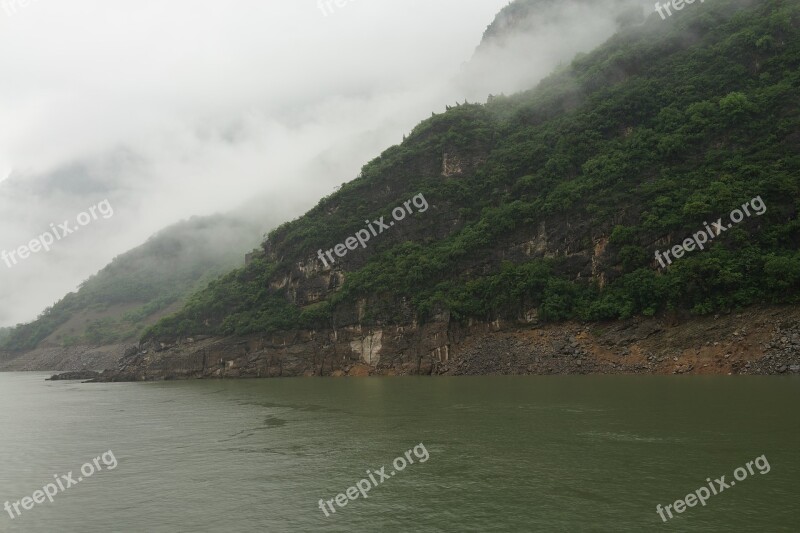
[92,306,800,382]
[47,370,101,381]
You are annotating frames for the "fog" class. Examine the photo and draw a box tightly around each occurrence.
[0,0,647,327]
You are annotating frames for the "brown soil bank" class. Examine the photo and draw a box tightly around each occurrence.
[95,306,800,382]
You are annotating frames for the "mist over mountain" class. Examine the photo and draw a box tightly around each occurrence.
[0,1,510,327]
[0,212,267,355]
[461,0,648,99]
[0,0,652,352]
[0,0,651,328]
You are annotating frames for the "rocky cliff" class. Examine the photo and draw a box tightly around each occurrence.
[97,306,800,381]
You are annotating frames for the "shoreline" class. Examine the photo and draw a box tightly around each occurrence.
[95,305,799,382]
[5,305,798,382]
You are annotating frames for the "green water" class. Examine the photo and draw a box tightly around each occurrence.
[0,373,797,532]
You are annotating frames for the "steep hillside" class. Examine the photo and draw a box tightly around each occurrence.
[108,0,799,380]
[0,213,264,360]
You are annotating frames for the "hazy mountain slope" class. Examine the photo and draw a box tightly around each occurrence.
[460,0,647,99]
[0,213,264,356]
[98,0,800,379]
[479,0,644,46]
[3,0,795,378]
[142,0,799,352]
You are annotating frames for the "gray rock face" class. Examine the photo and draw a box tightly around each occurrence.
[754,322,800,375]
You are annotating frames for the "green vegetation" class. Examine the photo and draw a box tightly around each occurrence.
[143,0,798,340]
[0,215,263,352]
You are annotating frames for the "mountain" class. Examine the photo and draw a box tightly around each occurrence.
[0,213,266,370]
[100,0,800,381]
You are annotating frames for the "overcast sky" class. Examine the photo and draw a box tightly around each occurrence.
[0,0,644,327]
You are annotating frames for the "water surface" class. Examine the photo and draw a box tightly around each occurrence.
[0,373,797,531]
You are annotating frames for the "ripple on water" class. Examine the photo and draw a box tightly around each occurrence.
[221,416,289,442]
[581,431,667,443]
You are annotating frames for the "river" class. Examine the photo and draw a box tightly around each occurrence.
[0,373,797,531]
